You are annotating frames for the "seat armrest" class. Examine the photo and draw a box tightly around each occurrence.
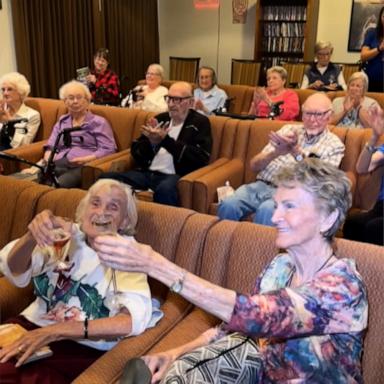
[1,141,47,175]
[178,158,229,210]
[81,150,133,189]
[192,159,245,213]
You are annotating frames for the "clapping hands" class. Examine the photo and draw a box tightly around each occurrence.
[141,117,170,145]
[269,130,299,156]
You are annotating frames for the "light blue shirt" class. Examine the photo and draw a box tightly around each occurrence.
[194,85,227,115]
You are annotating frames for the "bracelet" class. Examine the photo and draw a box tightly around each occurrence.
[83,317,89,339]
[365,142,376,154]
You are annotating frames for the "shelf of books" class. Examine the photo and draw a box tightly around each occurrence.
[254,0,319,75]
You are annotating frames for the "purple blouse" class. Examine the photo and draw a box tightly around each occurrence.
[45,111,116,161]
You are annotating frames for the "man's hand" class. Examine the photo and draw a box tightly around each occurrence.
[141,118,170,145]
[269,130,299,156]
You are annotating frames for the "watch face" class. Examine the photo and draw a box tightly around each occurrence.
[295,154,304,162]
[171,280,182,293]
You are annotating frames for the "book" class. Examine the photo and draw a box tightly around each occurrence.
[0,324,53,364]
[76,66,90,83]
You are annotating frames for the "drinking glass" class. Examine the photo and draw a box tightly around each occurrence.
[95,217,124,312]
[51,224,72,270]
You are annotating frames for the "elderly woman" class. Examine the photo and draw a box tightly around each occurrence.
[0,72,40,150]
[86,48,120,106]
[26,80,116,188]
[248,66,299,121]
[330,71,381,128]
[301,41,347,91]
[95,158,367,383]
[193,66,227,115]
[360,6,384,93]
[122,64,168,113]
[344,106,384,245]
[0,179,155,383]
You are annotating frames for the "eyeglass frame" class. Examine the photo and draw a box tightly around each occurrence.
[164,95,192,104]
[302,109,332,119]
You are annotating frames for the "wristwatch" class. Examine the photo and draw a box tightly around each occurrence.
[294,153,304,162]
[170,269,188,294]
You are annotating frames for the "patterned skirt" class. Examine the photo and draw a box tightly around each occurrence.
[161,333,263,384]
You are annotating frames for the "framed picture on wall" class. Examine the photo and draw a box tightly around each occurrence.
[348,0,383,52]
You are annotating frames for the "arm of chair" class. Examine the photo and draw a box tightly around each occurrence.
[178,158,230,210]
[192,158,245,214]
[1,141,47,175]
[81,149,135,189]
[0,277,35,322]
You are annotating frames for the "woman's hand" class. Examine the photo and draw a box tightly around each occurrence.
[28,210,73,247]
[194,99,207,114]
[368,105,384,140]
[69,155,96,166]
[0,326,58,367]
[142,350,179,383]
[94,235,154,274]
[86,74,96,84]
[343,95,355,112]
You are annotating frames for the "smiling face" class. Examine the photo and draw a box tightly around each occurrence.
[80,185,129,246]
[94,55,109,73]
[348,78,365,98]
[145,65,162,89]
[316,48,332,67]
[272,185,328,251]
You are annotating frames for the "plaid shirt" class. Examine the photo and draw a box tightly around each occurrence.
[257,124,345,183]
[90,68,120,106]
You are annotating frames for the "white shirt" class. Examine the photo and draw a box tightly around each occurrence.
[149,121,183,174]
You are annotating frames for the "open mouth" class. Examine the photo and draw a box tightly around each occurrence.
[92,219,114,232]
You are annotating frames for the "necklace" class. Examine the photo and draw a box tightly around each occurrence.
[288,253,335,287]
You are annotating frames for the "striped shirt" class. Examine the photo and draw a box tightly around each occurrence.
[257,124,345,183]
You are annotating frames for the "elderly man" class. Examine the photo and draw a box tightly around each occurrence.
[218,92,345,226]
[101,81,212,206]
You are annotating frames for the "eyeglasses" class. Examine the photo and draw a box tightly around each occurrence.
[302,109,331,118]
[146,72,160,76]
[65,95,86,102]
[164,95,192,104]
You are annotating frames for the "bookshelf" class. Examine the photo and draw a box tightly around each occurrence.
[254,0,319,73]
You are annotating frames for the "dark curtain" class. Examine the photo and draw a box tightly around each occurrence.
[11,0,159,98]
[103,0,160,90]
[11,0,95,98]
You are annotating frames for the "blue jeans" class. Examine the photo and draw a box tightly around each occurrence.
[217,180,276,226]
[100,170,180,206]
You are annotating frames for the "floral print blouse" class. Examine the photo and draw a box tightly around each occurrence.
[226,253,368,383]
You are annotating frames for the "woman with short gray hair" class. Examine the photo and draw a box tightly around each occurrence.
[0,72,40,150]
[331,71,381,127]
[96,158,367,384]
[301,40,347,91]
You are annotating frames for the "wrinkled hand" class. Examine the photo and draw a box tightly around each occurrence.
[269,130,298,156]
[86,74,96,84]
[141,118,170,145]
[0,101,11,121]
[28,210,73,247]
[368,105,384,138]
[142,351,178,383]
[253,87,269,104]
[310,80,324,89]
[0,326,58,368]
[343,95,355,112]
[94,235,153,273]
[194,99,206,112]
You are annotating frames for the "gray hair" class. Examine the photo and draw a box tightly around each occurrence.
[59,80,92,101]
[76,179,138,236]
[315,41,334,54]
[267,66,288,81]
[148,63,165,81]
[348,71,369,93]
[274,158,351,242]
[0,72,31,100]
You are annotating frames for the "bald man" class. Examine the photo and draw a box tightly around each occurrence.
[218,93,345,226]
[100,82,212,206]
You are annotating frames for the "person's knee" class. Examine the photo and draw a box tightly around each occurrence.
[254,199,274,226]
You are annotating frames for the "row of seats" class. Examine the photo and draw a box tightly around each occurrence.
[1,96,382,219]
[0,175,383,383]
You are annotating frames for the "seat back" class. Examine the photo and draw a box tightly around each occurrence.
[169,57,201,82]
[335,238,384,384]
[231,59,261,87]
[282,62,309,88]
[338,63,361,84]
